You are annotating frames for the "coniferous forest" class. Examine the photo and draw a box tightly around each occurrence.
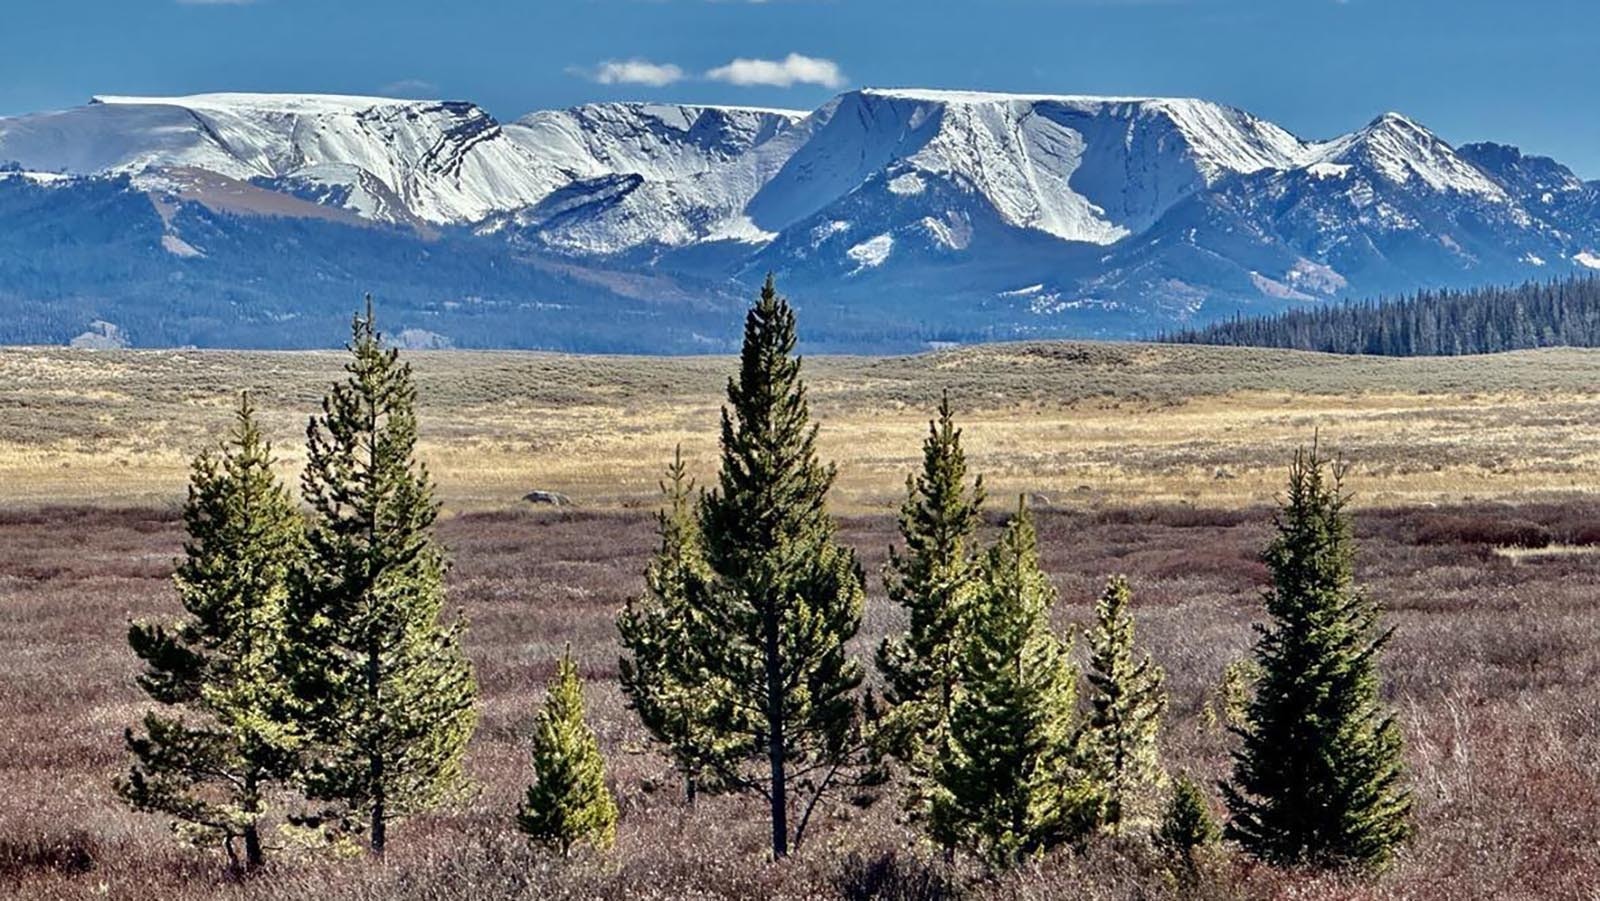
[1162,274,1600,356]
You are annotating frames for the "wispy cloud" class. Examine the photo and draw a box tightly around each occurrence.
[705,53,846,88]
[570,59,687,87]
[378,79,439,98]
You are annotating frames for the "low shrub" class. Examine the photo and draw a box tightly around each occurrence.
[1413,514,1551,549]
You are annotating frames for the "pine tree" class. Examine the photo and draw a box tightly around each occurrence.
[617,448,734,802]
[1078,575,1167,835]
[928,500,1095,866]
[693,275,870,859]
[517,649,619,856]
[877,392,985,781]
[118,395,303,873]
[286,300,478,855]
[1159,774,1218,874]
[1221,446,1412,869]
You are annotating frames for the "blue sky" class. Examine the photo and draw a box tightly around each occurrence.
[5,0,1599,174]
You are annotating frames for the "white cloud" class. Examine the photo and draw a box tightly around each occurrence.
[705,53,846,89]
[573,59,687,87]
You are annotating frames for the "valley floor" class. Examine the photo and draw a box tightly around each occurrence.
[5,341,1600,898]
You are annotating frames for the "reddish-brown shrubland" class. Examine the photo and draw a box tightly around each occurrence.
[3,501,1599,899]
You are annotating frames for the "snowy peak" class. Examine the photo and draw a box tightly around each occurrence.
[853,88,1310,175]
[1308,111,1505,198]
[7,85,1600,342]
[746,88,1319,246]
[1,92,563,223]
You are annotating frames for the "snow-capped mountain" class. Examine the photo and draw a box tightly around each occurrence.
[3,88,1599,351]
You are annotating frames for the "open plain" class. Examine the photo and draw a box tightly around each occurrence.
[5,342,1600,899]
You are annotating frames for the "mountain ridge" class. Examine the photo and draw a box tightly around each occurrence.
[3,88,1599,352]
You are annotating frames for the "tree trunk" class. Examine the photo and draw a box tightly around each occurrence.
[368,638,386,856]
[244,823,263,871]
[371,789,386,856]
[765,608,788,859]
[241,773,265,871]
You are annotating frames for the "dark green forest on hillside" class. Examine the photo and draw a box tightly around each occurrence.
[1162,275,1600,356]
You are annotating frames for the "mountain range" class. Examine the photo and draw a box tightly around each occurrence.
[3,89,1598,352]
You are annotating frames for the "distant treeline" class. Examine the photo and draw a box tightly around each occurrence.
[1161,275,1600,356]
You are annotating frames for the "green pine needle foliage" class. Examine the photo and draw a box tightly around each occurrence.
[518,650,619,856]
[119,394,304,873]
[877,392,986,791]
[928,500,1097,867]
[1222,445,1412,870]
[1078,575,1167,835]
[692,275,871,859]
[1159,773,1219,872]
[617,448,740,800]
[285,300,479,855]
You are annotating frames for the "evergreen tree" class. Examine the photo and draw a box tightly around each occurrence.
[517,649,619,856]
[877,392,986,781]
[1159,774,1218,874]
[1164,273,1600,357]
[286,300,478,855]
[693,275,870,859]
[1221,446,1412,869]
[617,448,734,802]
[1077,575,1167,834]
[118,395,303,873]
[928,501,1095,866]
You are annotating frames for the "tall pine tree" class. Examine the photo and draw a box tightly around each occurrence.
[928,501,1096,866]
[1077,575,1167,835]
[617,448,735,802]
[119,395,303,873]
[1222,446,1411,869]
[286,300,478,855]
[877,392,985,783]
[693,275,869,859]
[518,649,619,857]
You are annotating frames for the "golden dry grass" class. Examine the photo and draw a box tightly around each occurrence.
[2,341,1600,511]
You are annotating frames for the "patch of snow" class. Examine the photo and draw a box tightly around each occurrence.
[93,92,423,112]
[704,215,777,244]
[810,220,852,245]
[1284,258,1348,295]
[0,169,70,185]
[998,284,1046,298]
[888,171,926,195]
[1028,291,1068,315]
[845,233,894,272]
[68,320,129,350]
[1575,251,1600,270]
[918,213,970,251]
[391,328,453,350]
[1250,271,1316,302]
[1306,162,1352,180]
[1522,253,1546,267]
[161,234,204,258]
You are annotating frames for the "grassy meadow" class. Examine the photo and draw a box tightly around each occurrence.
[3,341,1600,511]
[5,341,1600,898]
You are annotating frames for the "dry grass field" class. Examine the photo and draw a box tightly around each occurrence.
[2,341,1600,510]
[5,342,1600,899]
